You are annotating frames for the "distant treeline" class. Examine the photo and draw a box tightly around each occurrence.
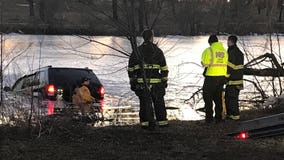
[1,0,284,35]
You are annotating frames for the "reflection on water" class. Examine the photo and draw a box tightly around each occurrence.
[102,106,204,126]
[102,94,204,126]
[2,34,284,124]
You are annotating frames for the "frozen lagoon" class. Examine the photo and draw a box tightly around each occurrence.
[2,34,284,122]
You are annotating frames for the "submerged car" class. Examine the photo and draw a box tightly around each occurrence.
[7,66,105,116]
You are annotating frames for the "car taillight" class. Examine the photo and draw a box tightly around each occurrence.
[236,132,249,140]
[99,86,105,96]
[46,84,56,96]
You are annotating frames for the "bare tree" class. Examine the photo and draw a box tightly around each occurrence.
[39,0,63,25]
[112,0,118,20]
[27,0,35,16]
[77,0,164,45]
[216,0,227,33]
[169,0,176,16]
[278,0,284,21]
[255,0,266,15]
[138,0,146,32]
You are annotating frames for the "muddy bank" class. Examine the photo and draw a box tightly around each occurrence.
[1,107,284,160]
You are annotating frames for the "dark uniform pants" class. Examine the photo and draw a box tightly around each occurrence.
[202,76,226,122]
[225,85,240,116]
[135,83,167,127]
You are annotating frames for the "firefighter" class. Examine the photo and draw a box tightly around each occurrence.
[76,77,96,114]
[201,35,228,123]
[225,35,244,120]
[128,29,169,130]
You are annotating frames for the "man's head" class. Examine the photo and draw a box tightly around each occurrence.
[227,35,238,47]
[208,35,218,45]
[81,77,90,85]
[142,29,154,42]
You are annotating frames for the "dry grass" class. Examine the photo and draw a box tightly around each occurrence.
[1,106,284,160]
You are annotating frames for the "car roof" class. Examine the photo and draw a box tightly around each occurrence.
[39,66,93,72]
[12,66,98,88]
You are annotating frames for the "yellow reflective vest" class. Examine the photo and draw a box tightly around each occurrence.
[201,42,228,76]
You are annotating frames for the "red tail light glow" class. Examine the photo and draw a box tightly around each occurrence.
[46,84,56,96]
[99,100,104,112]
[236,132,249,139]
[99,86,105,96]
[47,101,54,115]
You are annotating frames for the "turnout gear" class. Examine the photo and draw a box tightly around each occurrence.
[72,78,96,114]
[201,37,228,123]
[72,87,81,105]
[128,42,168,87]
[128,41,169,129]
[78,85,96,103]
[78,85,96,114]
[226,45,244,87]
[225,43,244,120]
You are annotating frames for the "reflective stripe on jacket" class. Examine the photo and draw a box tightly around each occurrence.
[141,121,149,126]
[227,45,244,86]
[157,120,168,126]
[201,42,228,76]
[128,41,168,84]
[141,121,169,126]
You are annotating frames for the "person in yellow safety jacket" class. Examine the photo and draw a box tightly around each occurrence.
[128,29,169,130]
[72,77,96,114]
[225,35,244,121]
[201,35,228,123]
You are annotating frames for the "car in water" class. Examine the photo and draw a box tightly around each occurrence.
[6,66,105,116]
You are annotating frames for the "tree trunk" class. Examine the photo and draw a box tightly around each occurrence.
[39,0,45,22]
[244,53,284,77]
[170,0,176,16]
[130,1,136,34]
[112,0,118,20]
[27,0,34,16]
[256,0,266,15]
[39,0,60,25]
[278,0,283,21]
[138,0,145,32]
[266,0,270,16]
[216,0,226,34]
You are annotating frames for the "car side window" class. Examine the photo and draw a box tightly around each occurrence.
[13,78,24,91]
[21,74,36,89]
[33,72,40,86]
[22,78,29,89]
[39,70,47,86]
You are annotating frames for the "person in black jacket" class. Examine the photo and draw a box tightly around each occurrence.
[225,35,244,120]
[128,29,169,130]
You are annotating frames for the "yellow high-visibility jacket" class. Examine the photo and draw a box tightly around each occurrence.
[201,42,228,76]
